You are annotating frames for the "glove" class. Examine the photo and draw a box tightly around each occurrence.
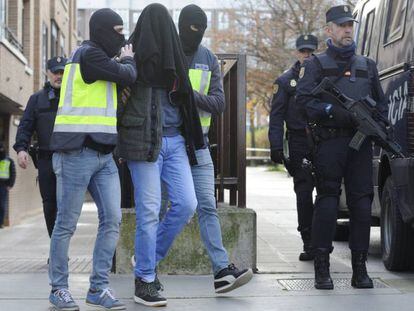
[270,149,284,164]
[330,105,359,128]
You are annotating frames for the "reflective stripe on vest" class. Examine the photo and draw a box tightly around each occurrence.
[54,62,117,134]
[0,159,10,180]
[189,68,212,134]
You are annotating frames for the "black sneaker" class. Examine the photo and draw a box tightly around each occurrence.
[214,264,253,293]
[134,278,167,307]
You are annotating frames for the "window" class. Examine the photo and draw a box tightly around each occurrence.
[384,0,408,44]
[360,10,375,56]
[42,22,48,83]
[205,11,212,29]
[60,34,65,57]
[0,0,7,38]
[51,20,58,58]
[218,12,229,30]
[0,0,5,25]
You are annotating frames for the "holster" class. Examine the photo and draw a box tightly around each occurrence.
[28,144,39,169]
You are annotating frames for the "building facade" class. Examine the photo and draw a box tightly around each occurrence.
[0,0,77,226]
[77,0,234,52]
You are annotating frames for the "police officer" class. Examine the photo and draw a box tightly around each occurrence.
[0,143,16,228]
[47,8,136,310]
[296,5,387,290]
[177,4,253,294]
[269,34,318,262]
[14,56,66,238]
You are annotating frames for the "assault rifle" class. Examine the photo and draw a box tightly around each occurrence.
[311,77,404,158]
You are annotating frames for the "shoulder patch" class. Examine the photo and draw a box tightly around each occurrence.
[273,83,279,94]
[299,67,305,79]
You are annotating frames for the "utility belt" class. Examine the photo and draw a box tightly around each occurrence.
[311,126,355,143]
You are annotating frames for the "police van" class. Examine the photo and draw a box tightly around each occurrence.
[345,0,414,271]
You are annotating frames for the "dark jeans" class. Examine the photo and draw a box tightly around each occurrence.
[312,136,373,252]
[288,133,314,235]
[38,157,57,237]
[0,186,7,226]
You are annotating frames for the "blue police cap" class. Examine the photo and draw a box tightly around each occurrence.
[296,34,318,51]
[47,56,67,73]
[326,5,357,25]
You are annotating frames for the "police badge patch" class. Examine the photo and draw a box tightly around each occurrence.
[273,83,279,94]
[299,67,305,79]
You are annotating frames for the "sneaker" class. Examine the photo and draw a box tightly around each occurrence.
[86,288,126,310]
[134,278,167,307]
[49,289,79,311]
[131,257,163,292]
[214,264,253,293]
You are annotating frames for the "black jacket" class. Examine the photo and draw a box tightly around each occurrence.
[14,82,59,153]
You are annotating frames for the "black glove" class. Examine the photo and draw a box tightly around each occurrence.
[330,105,359,128]
[271,149,284,164]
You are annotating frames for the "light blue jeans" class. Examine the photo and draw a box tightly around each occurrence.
[49,148,121,290]
[191,147,229,274]
[128,135,197,282]
[160,147,229,274]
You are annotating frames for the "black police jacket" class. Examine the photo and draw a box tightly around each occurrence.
[14,82,60,153]
[296,48,387,128]
[269,61,307,151]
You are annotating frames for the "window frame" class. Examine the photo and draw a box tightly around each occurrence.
[361,10,375,56]
[383,0,408,46]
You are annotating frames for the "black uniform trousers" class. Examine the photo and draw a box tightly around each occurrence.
[37,154,57,237]
[312,135,373,252]
[288,132,314,236]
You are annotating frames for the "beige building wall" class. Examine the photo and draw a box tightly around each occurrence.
[0,0,77,226]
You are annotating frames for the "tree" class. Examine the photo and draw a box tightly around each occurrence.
[211,0,358,122]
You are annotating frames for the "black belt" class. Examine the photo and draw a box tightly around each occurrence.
[313,127,355,141]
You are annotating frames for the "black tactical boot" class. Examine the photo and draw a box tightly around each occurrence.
[299,230,314,261]
[314,249,333,290]
[351,251,373,288]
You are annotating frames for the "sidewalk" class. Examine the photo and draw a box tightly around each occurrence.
[0,167,413,310]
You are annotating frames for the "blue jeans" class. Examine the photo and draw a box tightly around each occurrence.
[191,148,229,274]
[49,148,121,290]
[128,135,197,282]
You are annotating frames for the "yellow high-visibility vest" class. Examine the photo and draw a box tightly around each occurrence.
[0,159,10,180]
[53,59,117,135]
[189,68,212,135]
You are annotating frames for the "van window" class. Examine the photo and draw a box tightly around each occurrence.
[361,10,375,56]
[384,0,408,44]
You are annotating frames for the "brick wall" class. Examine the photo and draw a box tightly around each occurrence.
[0,0,78,226]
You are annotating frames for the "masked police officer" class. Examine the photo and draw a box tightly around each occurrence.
[14,56,67,238]
[178,4,253,293]
[269,34,318,262]
[296,5,388,290]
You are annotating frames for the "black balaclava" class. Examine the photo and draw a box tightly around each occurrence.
[178,5,207,55]
[89,8,125,57]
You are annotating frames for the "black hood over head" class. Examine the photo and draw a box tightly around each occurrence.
[89,8,125,57]
[178,5,207,55]
[129,3,188,89]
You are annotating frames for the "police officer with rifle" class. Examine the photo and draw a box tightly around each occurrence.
[296,5,393,290]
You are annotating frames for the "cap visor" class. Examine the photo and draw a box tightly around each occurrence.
[50,66,65,73]
[333,17,358,25]
[297,44,317,51]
